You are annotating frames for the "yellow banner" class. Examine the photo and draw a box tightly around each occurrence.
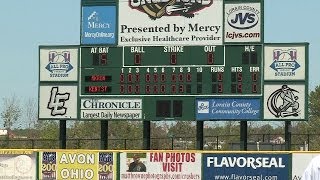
[39,150,116,180]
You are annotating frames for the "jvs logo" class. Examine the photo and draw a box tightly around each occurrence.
[45,51,74,77]
[129,0,212,20]
[270,49,301,76]
[226,5,260,29]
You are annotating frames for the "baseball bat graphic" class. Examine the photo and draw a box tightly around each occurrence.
[141,0,176,19]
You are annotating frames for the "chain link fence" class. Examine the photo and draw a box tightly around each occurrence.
[0,133,317,150]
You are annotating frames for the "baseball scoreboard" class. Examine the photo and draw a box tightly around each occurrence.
[80,45,261,96]
[39,0,308,122]
[79,45,262,120]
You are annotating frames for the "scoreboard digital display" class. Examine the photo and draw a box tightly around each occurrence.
[80,45,262,120]
[80,45,262,96]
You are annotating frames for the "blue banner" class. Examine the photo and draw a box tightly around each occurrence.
[81,6,116,44]
[203,153,290,180]
[196,98,261,120]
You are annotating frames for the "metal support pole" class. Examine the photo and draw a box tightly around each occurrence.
[59,120,66,149]
[285,121,291,151]
[240,121,247,151]
[196,121,203,150]
[143,121,151,150]
[100,121,108,149]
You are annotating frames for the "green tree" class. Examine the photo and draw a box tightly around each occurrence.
[1,95,21,129]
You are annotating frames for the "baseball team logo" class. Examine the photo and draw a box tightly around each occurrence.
[129,0,212,20]
[270,49,301,76]
[47,87,70,116]
[267,85,300,118]
[45,51,74,76]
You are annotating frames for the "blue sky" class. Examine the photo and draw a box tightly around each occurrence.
[0,0,318,106]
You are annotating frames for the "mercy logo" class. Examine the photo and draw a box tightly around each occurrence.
[129,0,212,20]
[45,51,73,78]
[198,101,209,113]
[47,87,70,116]
[270,49,301,77]
[87,11,110,29]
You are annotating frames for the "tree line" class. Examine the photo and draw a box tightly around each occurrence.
[1,86,320,150]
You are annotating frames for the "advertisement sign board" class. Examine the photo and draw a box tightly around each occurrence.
[80,98,143,120]
[0,150,36,180]
[292,153,320,180]
[264,44,306,81]
[81,6,116,45]
[118,0,223,45]
[196,98,261,120]
[224,3,261,43]
[203,153,289,180]
[39,47,78,82]
[39,85,78,119]
[119,152,201,180]
[264,84,305,120]
[39,151,116,180]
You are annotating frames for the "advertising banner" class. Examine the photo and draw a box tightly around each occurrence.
[264,84,305,120]
[120,152,201,180]
[118,0,223,46]
[39,47,78,82]
[81,6,116,45]
[224,3,261,43]
[203,153,289,180]
[39,85,78,119]
[264,44,306,81]
[39,151,116,180]
[196,98,261,120]
[80,98,143,120]
[0,150,36,180]
[292,153,320,180]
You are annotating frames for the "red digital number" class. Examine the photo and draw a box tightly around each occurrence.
[171,85,176,93]
[153,73,158,83]
[237,83,242,93]
[207,52,214,65]
[161,73,166,82]
[127,85,132,94]
[120,85,125,94]
[237,72,242,82]
[153,85,158,94]
[171,73,176,82]
[218,83,223,93]
[218,72,223,82]
[120,73,125,83]
[100,53,107,65]
[179,84,184,93]
[252,84,257,93]
[135,85,140,94]
[178,73,184,82]
[186,73,192,82]
[145,73,151,82]
[170,53,177,65]
[134,54,141,65]
[252,72,258,82]
[127,73,132,83]
[145,85,150,94]
[135,73,140,82]
[160,84,166,93]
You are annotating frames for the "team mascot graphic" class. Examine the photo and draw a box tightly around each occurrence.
[267,85,300,118]
[130,0,212,20]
